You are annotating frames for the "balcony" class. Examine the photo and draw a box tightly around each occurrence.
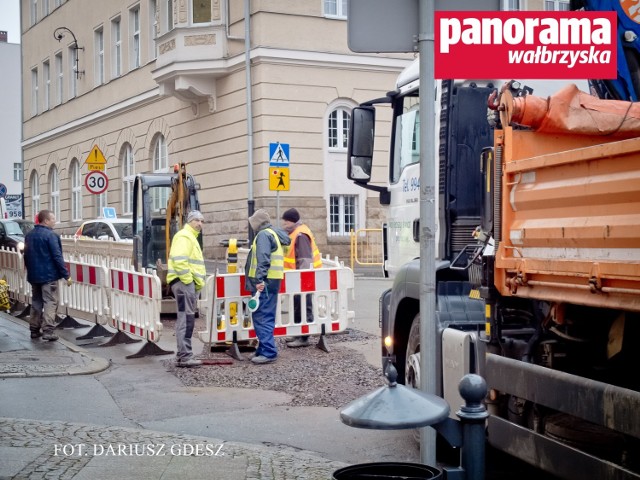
[152,25,232,114]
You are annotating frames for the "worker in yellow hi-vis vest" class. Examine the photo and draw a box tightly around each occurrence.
[244,209,291,364]
[281,208,322,348]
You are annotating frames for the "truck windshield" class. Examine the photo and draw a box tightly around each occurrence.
[391,93,420,184]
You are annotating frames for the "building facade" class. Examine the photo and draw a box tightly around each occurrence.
[20,0,411,261]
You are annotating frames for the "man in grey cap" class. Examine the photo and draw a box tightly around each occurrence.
[244,209,291,364]
[166,210,206,367]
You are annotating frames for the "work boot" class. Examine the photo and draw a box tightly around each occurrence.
[251,355,277,364]
[30,330,42,339]
[286,337,310,348]
[42,333,58,342]
[176,358,202,368]
[285,337,297,343]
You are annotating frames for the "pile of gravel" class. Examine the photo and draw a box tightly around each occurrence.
[164,329,387,408]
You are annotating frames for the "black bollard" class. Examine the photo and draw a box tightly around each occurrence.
[457,374,489,480]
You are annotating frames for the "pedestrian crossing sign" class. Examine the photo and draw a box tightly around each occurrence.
[269,142,290,166]
[269,167,290,191]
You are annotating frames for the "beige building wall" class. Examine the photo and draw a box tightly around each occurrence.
[21,0,411,262]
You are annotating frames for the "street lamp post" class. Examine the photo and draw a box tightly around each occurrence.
[53,27,84,79]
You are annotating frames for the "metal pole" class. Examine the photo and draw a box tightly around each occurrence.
[418,0,437,466]
[244,0,255,242]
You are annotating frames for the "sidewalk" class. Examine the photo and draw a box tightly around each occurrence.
[0,314,348,479]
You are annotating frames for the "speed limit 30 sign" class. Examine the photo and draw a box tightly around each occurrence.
[85,171,109,195]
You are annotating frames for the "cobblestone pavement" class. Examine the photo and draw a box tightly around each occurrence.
[0,417,347,480]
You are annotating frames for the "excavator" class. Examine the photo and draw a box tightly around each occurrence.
[132,163,201,311]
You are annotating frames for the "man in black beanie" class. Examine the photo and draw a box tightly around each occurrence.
[281,208,322,348]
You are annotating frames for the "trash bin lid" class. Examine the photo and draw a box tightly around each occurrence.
[333,461,442,480]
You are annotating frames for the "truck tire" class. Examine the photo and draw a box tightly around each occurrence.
[405,314,421,392]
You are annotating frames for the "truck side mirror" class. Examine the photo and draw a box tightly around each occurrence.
[347,106,376,183]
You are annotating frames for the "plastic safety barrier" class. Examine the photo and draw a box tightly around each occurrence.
[60,260,110,325]
[198,266,355,349]
[0,247,27,306]
[108,267,163,342]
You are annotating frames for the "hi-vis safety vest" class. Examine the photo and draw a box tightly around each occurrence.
[166,224,206,290]
[248,228,284,280]
[283,224,322,270]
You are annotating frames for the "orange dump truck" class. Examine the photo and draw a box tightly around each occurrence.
[484,85,640,479]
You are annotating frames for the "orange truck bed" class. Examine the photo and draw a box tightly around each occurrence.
[494,86,640,312]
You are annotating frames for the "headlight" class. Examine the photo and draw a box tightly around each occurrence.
[17,241,24,251]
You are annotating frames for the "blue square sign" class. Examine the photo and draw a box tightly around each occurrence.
[102,207,117,219]
[269,142,290,166]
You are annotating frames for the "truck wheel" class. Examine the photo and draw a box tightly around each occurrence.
[405,314,421,442]
[405,314,421,391]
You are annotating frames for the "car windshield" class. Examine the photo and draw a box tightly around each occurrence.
[113,222,133,239]
[17,221,34,235]
[3,221,24,236]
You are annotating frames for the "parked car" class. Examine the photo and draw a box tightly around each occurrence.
[74,218,134,242]
[14,219,35,236]
[0,219,27,251]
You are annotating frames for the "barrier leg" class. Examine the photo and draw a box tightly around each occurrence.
[77,322,114,341]
[125,341,174,359]
[225,331,244,361]
[56,314,86,329]
[13,303,29,318]
[99,330,142,347]
[316,323,331,353]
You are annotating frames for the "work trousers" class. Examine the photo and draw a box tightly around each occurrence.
[251,280,281,359]
[30,281,59,334]
[171,281,198,361]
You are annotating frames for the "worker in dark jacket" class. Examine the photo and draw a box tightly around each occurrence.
[244,209,291,364]
[23,210,70,341]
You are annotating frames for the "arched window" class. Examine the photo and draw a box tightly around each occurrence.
[49,165,60,219]
[327,107,350,150]
[153,134,168,171]
[324,101,363,237]
[70,158,82,221]
[152,134,168,210]
[121,143,134,214]
[30,171,40,221]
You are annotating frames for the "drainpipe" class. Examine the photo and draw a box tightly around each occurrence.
[244,0,255,242]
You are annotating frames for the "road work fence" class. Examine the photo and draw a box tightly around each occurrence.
[0,240,355,359]
[197,263,355,357]
[350,228,383,271]
[0,246,167,359]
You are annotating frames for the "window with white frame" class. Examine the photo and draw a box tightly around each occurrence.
[49,165,60,219]
[30,171,40,220]
[55,52,63,105]
[31,67,38,116]
[30,0,38,25]
[149,0,157,60]
[327,108,350,150]
[505,0,522,10]
[112,18,122,78]
[43,60,50,111]
[329,194,358,236]
[193,0,211,23]
[324,0,347,18]
[96,192,107,217]
[545,0,569,10]
[13,164,21,182]
[165,0,174,33]
[70,159,82,221]
[68,46,77,98]
[130,5,141,69]
[152,134,169,211]
[95,27,104,86]
[121,144,134,215]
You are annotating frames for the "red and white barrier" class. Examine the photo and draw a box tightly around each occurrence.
[59,261,110,325]
[0,248,27,305]
[109,268,163,342]
[198,266,355,345]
